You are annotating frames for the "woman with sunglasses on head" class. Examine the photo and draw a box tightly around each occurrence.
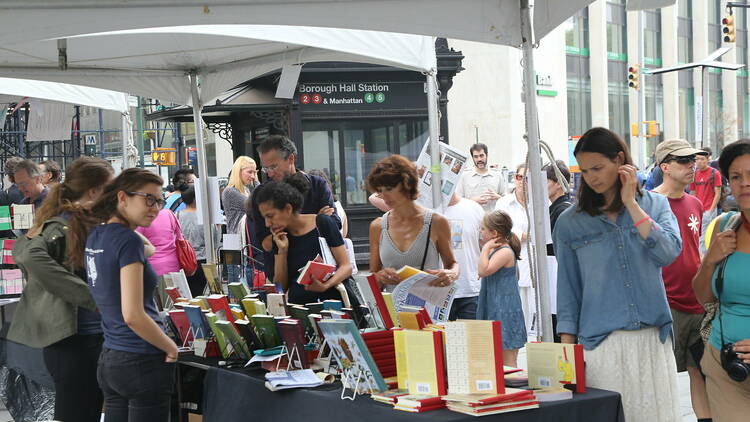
[692,139,750,421]
[86,168,178,421]
[554,127,682,421]
[8,157,113,422]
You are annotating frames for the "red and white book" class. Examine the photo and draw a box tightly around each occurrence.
[296,261,336,286]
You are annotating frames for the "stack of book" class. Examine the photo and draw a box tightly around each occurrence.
[505,369,529,388]
[443,388,539,416]
[393,395,446,413]
[370,389,408,405]
[361,330,397,379]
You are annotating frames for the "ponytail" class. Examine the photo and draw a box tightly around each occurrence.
[507,232,522,260]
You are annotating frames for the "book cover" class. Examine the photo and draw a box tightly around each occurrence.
[206,294,237,328]
[170,270,193,300]
[397,311,424,330]
[267,293,288,317]
[353,275,385,329]
[526,342,585,393]
[403,329,447,396]
[395,394,446,407]
[202,263,221,294]
[381,292,399,328]
[165,287,182,302]
[205,312,230,358]
[277,319,309,369]
[296,261,336,286]
[168,309,193,345]
[307,314,323,337]
[318,319,388,392]
[182,305,211,339]
[235,319,262,350]
[305,302,324,314]
[190,296,210,310]
[0,207,10,230]
[214,320,252,359]
[322,299,343,311]
[230,307,246,321]
[11,204,33,229]
[445,320,505,395]
[364,274,395,329]
[289,306,314,335]
[228,282,248,300]
[394,329,408,390]
[251,314,283,348]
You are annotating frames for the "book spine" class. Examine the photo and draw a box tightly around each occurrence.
[432,330,447,396]
[491,320,506,394]
[574,344,586,393]
[367,274,394,329]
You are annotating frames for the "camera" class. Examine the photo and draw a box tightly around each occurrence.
[720,343,750,382]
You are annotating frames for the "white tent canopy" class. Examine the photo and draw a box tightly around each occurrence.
[0,25,436,105]
[0,77,128,112]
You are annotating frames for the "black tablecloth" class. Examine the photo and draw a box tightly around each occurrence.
[201,365,625,422]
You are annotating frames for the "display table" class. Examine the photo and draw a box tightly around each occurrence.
[191,360,625,422]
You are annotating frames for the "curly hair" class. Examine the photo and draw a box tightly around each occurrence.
[253,172,310,213]
[366,155,419,200]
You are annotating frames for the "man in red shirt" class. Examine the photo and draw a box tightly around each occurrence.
[653,139,710,421]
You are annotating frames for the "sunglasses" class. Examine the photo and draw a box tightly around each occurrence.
[514,174,525,181]
[664,155,696,165]
[127,191,165,209]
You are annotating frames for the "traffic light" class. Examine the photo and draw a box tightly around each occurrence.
[723,15,736,43]
[628,65,640,90]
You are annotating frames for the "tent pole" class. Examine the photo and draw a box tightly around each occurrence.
[520,0,553,342]
[426,71,442,209]
[190,72,217,264]
[121,112,131,170]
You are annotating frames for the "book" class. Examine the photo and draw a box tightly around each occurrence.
[307,314,323,337]
[11,204,33,229]
[241,298,266,317]
[168,309,193,345]
[0,207,10,230]
[353,275,386,329]
[296,260,336,286]
[251,314,282,348]
[206,294,237,328]
[446,400,539,416]
[533,388,573,402]
[205,312,230,358]
[305,302,324,314]
[393,329,408,390]
[202,263,221,294]
[190,296,210,310]
[277,319,309,369]
[322,299,343,311]
[1,239,15,265]
[228,282,249,300]
[443,388,535,407]
[403,329,447,396]
[317,319,388,392]
[395,394,445,408]
[264,369,323,391]
[370,389,408,404]
[289,306,314,335]
[504,369,528,388]
[230,307,246,322]
[363,274,395,329]
[397,310,426,330]
[392,265,455,323]
[526,342,585,393]
[169,269,193,300]
[381,292,399,328]
[445,320,505,395]
[214,320,252,359]
[267,293,287,317]
[235,319,262,350]
[394,403,446,413]
[182,305,212,339]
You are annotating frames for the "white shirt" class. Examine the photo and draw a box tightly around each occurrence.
[455,168,505,212]
[494,191,531,288]
[443,197,484,298]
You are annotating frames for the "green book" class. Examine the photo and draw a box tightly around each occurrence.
[251,314,282,348]
[289,306,314,335]
[205,312,230,358]
[0,207,10,231]
[228,282,248,300]
[214,320,252,359]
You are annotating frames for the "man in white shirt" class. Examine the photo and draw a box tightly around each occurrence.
[444,192,485,320]
[455,143,506,212]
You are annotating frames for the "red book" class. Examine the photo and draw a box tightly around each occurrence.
[467,390,535,407]
[363,337,395,348]
[433,330,448,396]
[296,261,336,286]
[168,309,193,344]
[573,344,586,393]
[369,344,396,354]
[362,330,395,340]
[418,307,432,325]
[277,319,309,369]
[165,287,182,302]
[491,320,505,395]
[206,294,237,329]
[394,403,445,413]
[366,275,394,329]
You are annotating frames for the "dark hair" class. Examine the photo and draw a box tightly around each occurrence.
[15,159,42,179]
[171,167,195,192]
[181,186,196,206]
[573,127,639,216]
[543,160,571,184]
[91,168,163,222]
[258,135,297,159]
[719,139,750,180]
[28,157,114,268]
[700,147,713,157]
[366,155,419,200]
[470,143,488,155]
[307,169,338,202]
[482,211,522,260]
[254,172,310,213]
[4,157,23,182]
[40,160,62,183]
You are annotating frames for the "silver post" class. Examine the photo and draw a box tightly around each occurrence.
[121,112,130,170]
[702,66,710,151]
[426,72,442,210]
[638,10,647,167]
[189,72,217,264]
[520,0,553,342]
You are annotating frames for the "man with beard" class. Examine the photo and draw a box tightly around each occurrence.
[652,139,711,422]
[455,143,505,212]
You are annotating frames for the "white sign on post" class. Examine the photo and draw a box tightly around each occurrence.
[695,96,703,147]
[414,139,468,211]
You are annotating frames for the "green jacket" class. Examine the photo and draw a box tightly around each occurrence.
[7,217,98,348]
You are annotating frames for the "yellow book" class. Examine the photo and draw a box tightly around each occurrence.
[240,298,260,318]
[394,330,409,390]
[202,263,222,294]
[189,297,210,310]
[397,312,422,330]
[396,265,423,281]
[230,308,246,321]
[381,292,399,328]
[403,329,447,396]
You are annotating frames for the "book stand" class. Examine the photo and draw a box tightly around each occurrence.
[276,343,304,371]
[340,366,376,401]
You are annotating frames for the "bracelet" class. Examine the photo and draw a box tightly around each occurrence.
[634,216,651,228]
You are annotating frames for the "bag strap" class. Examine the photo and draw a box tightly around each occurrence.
[171,210,185,241]
[169,196,183,212]
[419,215,433,271]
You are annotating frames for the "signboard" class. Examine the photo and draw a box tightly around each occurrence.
[296,80,427,111]
[151,148,176,166]
[84,134,97,145]
[185,147,198,167]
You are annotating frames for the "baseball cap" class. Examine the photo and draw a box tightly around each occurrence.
[655,139,702,165]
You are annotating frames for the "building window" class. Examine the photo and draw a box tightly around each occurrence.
[608,80,630,141]
[564,9,589,55]
[679,87,695,141]
[606,2,628,61]
[677,0,693,63]
[739,77,749,138]
[709,73,724,146]
[644,10,662,66]
[566,8,592,138]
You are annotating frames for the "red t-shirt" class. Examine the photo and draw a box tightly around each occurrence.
[661,194,705,314]
[690,166,722,212]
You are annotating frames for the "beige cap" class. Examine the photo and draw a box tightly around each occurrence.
[655,139,702,164]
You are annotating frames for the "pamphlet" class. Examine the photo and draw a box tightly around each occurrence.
[264,369,323,391]
[414,139,468,210]
[391,266,455,323]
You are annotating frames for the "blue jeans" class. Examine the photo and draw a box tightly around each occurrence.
[448,296,479,321]
[97,348,175,422]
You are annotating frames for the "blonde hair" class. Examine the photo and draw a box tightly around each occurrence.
[227,156,256,193]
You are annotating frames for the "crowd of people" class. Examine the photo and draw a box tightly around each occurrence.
[3,126,750,421]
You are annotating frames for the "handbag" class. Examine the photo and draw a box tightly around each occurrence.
[244,218,267,289]
[173,213,198,276]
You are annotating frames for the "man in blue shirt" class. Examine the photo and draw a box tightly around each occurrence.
[164,167,195,213]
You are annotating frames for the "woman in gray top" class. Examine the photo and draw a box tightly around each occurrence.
[222,156,258,235]
[176,186,218,296]
[367,155,458,290]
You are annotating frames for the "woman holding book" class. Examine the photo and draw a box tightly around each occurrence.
[86,168,179,421]
[554,127,681,421]
[8,157,113,422]
[366,155,458,290]
[692,139,750,420]
[256,173,352,305]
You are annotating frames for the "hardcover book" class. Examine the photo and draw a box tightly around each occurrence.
[296,261,336,286]
[277,319,309,369]
[526,342,585,393]
[318,319,388,392]
[445,320,505,395]
[403,329,447,396]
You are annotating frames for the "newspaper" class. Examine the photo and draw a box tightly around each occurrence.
[391,266,456,323]
[414,139,468,210]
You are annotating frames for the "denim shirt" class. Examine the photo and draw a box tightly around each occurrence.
[554,190,681,350]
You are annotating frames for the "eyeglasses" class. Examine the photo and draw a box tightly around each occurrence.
[261,163,279,174]
[665,155,696,165]
[127,191,165,209]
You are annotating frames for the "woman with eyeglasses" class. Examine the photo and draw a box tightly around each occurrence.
[554,127,681,421]
[493,163,536,335]
[86,168,179,421]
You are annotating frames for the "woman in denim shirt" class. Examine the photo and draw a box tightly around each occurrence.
[554,128,682,421]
